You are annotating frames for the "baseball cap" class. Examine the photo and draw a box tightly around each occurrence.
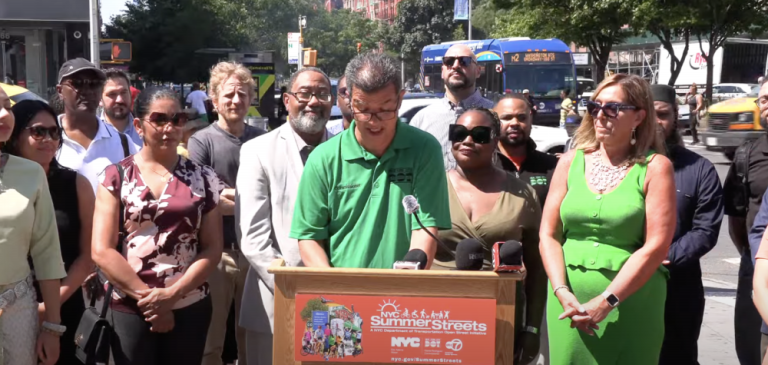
[57,58,106,84]
[522,89,530,94]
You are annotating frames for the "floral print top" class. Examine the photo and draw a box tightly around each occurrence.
[99,155,223,313]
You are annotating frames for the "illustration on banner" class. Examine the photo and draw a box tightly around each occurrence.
[299,296,364,360]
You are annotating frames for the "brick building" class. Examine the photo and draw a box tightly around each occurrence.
[342,0,403,23]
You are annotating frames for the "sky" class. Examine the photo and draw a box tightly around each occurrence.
[101,0,130,26]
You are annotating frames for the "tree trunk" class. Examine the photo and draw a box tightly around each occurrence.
[667,30,690,86]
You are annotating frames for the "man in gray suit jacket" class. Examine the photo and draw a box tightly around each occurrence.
[236,67,335,365]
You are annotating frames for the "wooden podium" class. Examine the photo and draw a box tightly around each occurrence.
[268,259,524,365]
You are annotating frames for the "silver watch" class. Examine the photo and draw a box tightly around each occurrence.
[42,321,67,334]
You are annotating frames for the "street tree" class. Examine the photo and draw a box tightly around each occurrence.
[691,0,768,101]
[385,0,458,67]
[300,299,329,322]
[304,10,380,77]
[491,0,636,82]
[631,0,698,86]
[106,0,241,83]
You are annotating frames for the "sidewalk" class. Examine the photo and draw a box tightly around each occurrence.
[700,278,739,365]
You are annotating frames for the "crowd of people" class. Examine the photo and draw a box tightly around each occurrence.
[1,42,768,365]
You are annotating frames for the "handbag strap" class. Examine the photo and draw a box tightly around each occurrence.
[91,163,127,315]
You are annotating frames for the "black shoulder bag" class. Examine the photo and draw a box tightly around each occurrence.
[733,141,753,215]
[74,164,126,364]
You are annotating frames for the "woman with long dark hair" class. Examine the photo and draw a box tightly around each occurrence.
[4,100,95,365]
[91,86,223,364]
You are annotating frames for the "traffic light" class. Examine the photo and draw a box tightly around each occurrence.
[99,40,132,63]
[304,50,317,67]
[357,43,362,54]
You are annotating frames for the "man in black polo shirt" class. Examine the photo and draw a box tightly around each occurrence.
[723,77,768,365]
[493,93,558,207]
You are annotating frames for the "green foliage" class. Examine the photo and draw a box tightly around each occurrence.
[304,10,380,77]
[105,0,238,83]
[300,299,329,322]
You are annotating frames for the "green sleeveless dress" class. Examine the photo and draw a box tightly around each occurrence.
[546,149,668,365]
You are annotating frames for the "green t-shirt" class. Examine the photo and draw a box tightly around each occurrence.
[289,121,451,268]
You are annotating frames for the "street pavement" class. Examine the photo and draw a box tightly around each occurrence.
[685,138,741,365]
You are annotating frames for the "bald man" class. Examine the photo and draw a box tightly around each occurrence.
[410,44,493,170]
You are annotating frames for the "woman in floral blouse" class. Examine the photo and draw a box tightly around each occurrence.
[91,86,223,365]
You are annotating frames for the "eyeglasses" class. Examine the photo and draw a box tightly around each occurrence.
[62,79,105,91]
[338,87,348,98]
[448,124,494,144]
[287,91,333,103]
[26,126,62,141]
[755,97,768,108]
[585,101,639,119]
[442,56,475,68]
[147,112,188,127]
[353,109,398,122]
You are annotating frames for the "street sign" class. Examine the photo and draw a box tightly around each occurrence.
[288,32,300,65]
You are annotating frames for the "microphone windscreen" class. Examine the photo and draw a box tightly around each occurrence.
[500,240,523,266]
[402,249,428,269]
[455,238,484,270]
[402,195,420,215]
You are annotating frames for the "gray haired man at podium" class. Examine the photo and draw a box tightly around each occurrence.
[289,52,452,269]
[236,67,335,365]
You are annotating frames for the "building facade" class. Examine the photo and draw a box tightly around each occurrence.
[0,0,91,98]
[342,0,403,23]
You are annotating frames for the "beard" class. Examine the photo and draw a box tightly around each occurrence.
[293,110,328,134]
[106,105,129,120]
[500,126,528,147]
[444,72,474,92]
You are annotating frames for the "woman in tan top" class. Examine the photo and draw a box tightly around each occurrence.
[0,85,66,364]
[433,107,545,364]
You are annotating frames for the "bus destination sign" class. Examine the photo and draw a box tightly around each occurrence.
[505,52,572,64]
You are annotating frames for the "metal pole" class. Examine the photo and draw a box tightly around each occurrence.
[89,0,100,65]
[468,0,472,40]
[401,53,405,89]
[298,15,304,71]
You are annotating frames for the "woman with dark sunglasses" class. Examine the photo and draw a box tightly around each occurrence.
[4,100,95,365]
[0,88,66,365]
[91,86,224,364]
[432,107,545,364]
[540,74,675,364]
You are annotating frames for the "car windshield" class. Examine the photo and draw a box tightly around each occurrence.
[505,65,574,98]
[749,85,760,97]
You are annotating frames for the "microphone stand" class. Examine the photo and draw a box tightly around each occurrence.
[413,212,456,260]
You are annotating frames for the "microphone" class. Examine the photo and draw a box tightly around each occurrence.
[492,240,524,272]
[393,249,428,270]
[455,238,484,270]
[402,195,455,259]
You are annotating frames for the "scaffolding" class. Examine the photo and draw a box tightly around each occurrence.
[606,48,660,84]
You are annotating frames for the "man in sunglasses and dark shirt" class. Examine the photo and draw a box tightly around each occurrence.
[493,94,558,207]
[55,58,139,193]
[290,53,450,270]
[411,44,494,170]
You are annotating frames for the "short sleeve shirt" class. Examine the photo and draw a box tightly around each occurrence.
[186,90,209,116]
[289,121,451,268]
[98,156,224,312]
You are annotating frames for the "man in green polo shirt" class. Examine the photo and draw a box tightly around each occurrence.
[289,52,450,269]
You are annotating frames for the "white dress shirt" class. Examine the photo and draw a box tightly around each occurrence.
[57,116,139,193]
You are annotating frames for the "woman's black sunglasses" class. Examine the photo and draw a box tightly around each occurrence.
[26,126,62,141]
[585,101,639,119]
[448,124,494,144]
[147,112,189,127]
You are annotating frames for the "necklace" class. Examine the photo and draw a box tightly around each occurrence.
[136,154,177,182]
[589,151,631,194]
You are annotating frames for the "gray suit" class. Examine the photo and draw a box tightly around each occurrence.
[235,123,323,364]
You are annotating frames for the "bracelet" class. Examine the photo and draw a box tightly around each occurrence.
[42,321,66,334]
[553,285,570,296]
[524,326,539,335]
[40,326,63,337]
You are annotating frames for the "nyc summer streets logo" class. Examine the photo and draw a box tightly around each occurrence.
[371,299,488,334]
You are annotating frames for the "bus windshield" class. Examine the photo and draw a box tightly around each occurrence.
[505,65,574,98]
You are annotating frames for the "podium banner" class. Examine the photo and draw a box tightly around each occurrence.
[295,294,496,364]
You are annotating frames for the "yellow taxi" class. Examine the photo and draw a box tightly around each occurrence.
[0,83,47,106]
[701,85,762,159]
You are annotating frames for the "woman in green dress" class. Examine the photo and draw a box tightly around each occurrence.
[539,74,676,365]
